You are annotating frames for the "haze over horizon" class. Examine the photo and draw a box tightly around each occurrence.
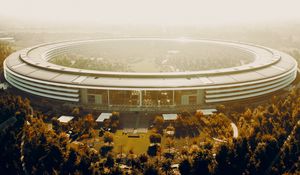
[0,0,300,28]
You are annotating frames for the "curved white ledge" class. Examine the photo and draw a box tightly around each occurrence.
[3,38,297,106]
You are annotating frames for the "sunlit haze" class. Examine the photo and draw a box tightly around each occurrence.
[0,0,300,26]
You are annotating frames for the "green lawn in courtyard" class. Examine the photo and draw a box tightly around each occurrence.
[82,129,216,155]
[112,130,151,155]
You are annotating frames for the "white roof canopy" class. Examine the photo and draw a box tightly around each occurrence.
[96,113,112,122]
[162,114,178,120]
[58,115,74,123]
[197,109,217,115]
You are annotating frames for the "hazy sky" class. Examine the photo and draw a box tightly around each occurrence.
[0,0,300,26]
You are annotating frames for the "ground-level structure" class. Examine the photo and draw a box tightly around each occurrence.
[3,38,298,112]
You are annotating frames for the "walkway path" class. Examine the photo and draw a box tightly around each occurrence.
[230,122,238,138]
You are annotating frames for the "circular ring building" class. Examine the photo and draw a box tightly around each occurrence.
[3,38,298,111]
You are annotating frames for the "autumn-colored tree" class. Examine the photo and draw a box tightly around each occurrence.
[149,133,161,144]
[139,153,149,168]
[161,159,172,175]
[105,153,115,168]
[0,41,14,71]
[153,115,164,134]
[179,158,192,175]
[144,163,160,175]
[103,131,114,144]
[192,150,213,175]
[147,144,160,157]
[165,138,174,153]
[83,114,95,132]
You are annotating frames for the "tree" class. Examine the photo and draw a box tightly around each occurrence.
[103,132,114,144]
[0,41,14,71]
[164,138,175,159]
[84,114,95,131]
[192,150,212,175]
[249,136,280,175]
[161,159,172,175]
[215,144,235,175]
[51,117,62,134]
[78,155,92,174]
[100,145,113,157]
[110,166,123,175]
[174,112,201,138]
[216,104,226,113]
[101,132,114,157]
[179,158,192,175]
[110,111,120,121]
[149,133,161,144]
[0,129,23,174]
[147,144,160,157]
[243,108,253,121]
[105,154,115,168]
[194,111,205,122]
[139,153,148,169]
[233,138,251,174]
[144,163,159,175]
[109,112,120,133]
[41,144,64,173]
[153,115,164,134]
[62,148,78,174]
[71,107,80,117]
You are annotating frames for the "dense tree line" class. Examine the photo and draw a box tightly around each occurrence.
[0,89,299,174]
[0,41,14,72]
[0,92,28,174]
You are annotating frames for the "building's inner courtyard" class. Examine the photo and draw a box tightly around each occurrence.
[50,40,254,72]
